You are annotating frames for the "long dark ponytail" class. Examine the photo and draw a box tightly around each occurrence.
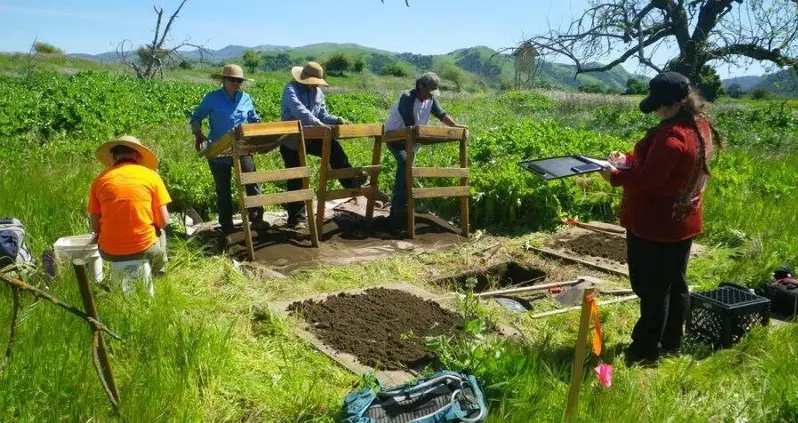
[682,90,723,176]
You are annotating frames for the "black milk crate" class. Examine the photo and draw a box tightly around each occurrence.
[686,285,770,348]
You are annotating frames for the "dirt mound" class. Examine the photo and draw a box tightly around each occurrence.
[555,232,627,264]
[288,288,463,370]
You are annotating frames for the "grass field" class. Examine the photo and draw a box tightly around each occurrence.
[0,55,796,422]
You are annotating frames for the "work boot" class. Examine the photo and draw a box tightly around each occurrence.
[286,214,307,230]
[249,212,270,231]
[344,170,368,189]
[387,208,408,230]
[623,346,659,368]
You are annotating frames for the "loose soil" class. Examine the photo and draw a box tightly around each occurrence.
[287,288,464,370]
[433,261,548,292]
[191,198,463,273]
[554,232,628,264]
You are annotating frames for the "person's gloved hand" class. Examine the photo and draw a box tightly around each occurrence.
[337,117,350,125]
[194,132,207,151]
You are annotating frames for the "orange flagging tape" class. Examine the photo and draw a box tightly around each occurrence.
[587,293,603,357]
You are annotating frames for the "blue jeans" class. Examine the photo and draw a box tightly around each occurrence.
[208,156,263,231]
[388,143,420,217]
[280,139,355,221]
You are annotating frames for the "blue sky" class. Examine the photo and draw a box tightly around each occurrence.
[0,0,766,78]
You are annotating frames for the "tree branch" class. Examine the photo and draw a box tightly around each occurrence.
[652,0,691,48]
[692,0,739,44]
[574,28,671,73]
[157,0,188,50]
[381,0,410,6]
[0,274,121,340]
[707,43,798,71]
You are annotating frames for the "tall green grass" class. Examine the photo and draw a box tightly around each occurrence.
[1,68,796,421]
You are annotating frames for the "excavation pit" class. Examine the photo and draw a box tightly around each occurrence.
[433,261,548,293]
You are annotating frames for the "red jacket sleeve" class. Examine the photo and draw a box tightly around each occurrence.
[610,128,686,191]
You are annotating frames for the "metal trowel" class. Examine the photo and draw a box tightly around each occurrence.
[494,294,546,312]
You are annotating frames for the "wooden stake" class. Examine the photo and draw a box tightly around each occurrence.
[315,129,331,234]
[365,134,383,220]
[565,287,594,422]
[298,124,319,248]
[73,259,120,410]
[459,130,469,237]
[233,138,255,261]
[405,128,416,239]
[473,278,586,298]
[532,295,638,319]
[526,245,629,278]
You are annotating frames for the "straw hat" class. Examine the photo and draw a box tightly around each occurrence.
[291,61,328,86]
[211,64,254,82]
[95,135,158,170]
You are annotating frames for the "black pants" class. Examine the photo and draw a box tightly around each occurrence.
[279,140,355,221]
[627,232,693,360]
[208,157,263,231]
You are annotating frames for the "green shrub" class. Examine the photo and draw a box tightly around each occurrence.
[32,42,63,55]
[380,63,409,77]
[324,53,354,76]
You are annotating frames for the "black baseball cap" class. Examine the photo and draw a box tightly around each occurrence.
[639,72,691,113]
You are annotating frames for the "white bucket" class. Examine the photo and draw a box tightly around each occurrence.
[53,234,103,283]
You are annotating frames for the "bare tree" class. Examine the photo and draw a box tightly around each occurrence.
[381,0,410,6]
[25,38,39,77]
[513,42,540,89]
[524,0,798,84]
[117,0,208,79]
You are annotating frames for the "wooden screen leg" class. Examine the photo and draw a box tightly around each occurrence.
[298,134,319,248]
[316,134,331,235]
[405,132,416,240]
[233,146,255,260]
[366,135,383,220]
[460,135,469,237]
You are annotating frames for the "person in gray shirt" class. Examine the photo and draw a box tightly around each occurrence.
[383,72,466,226]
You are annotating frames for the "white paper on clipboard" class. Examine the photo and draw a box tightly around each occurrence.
[579,156,631,170]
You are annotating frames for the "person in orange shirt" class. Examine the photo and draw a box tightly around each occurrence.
[88,136,171,276]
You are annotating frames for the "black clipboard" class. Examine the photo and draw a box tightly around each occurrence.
[519,155,606,181]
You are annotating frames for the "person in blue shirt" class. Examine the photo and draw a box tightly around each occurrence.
[280,61,367,228]
[190,64,267,234]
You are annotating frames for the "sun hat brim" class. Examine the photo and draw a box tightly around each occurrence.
[211,73,254,82]
[95,138,158,170]
[291,66,328,86]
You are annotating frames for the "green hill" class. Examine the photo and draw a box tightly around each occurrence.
[72,43,641,91]
[722,70,798,98]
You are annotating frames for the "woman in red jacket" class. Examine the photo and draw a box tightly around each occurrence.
[601,72,721,364]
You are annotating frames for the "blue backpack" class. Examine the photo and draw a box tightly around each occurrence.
[341,371,488,423]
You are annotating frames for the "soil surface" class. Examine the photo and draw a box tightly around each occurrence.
[554,232,628,264]
[190,198,463,273]
[287,288,464,370]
